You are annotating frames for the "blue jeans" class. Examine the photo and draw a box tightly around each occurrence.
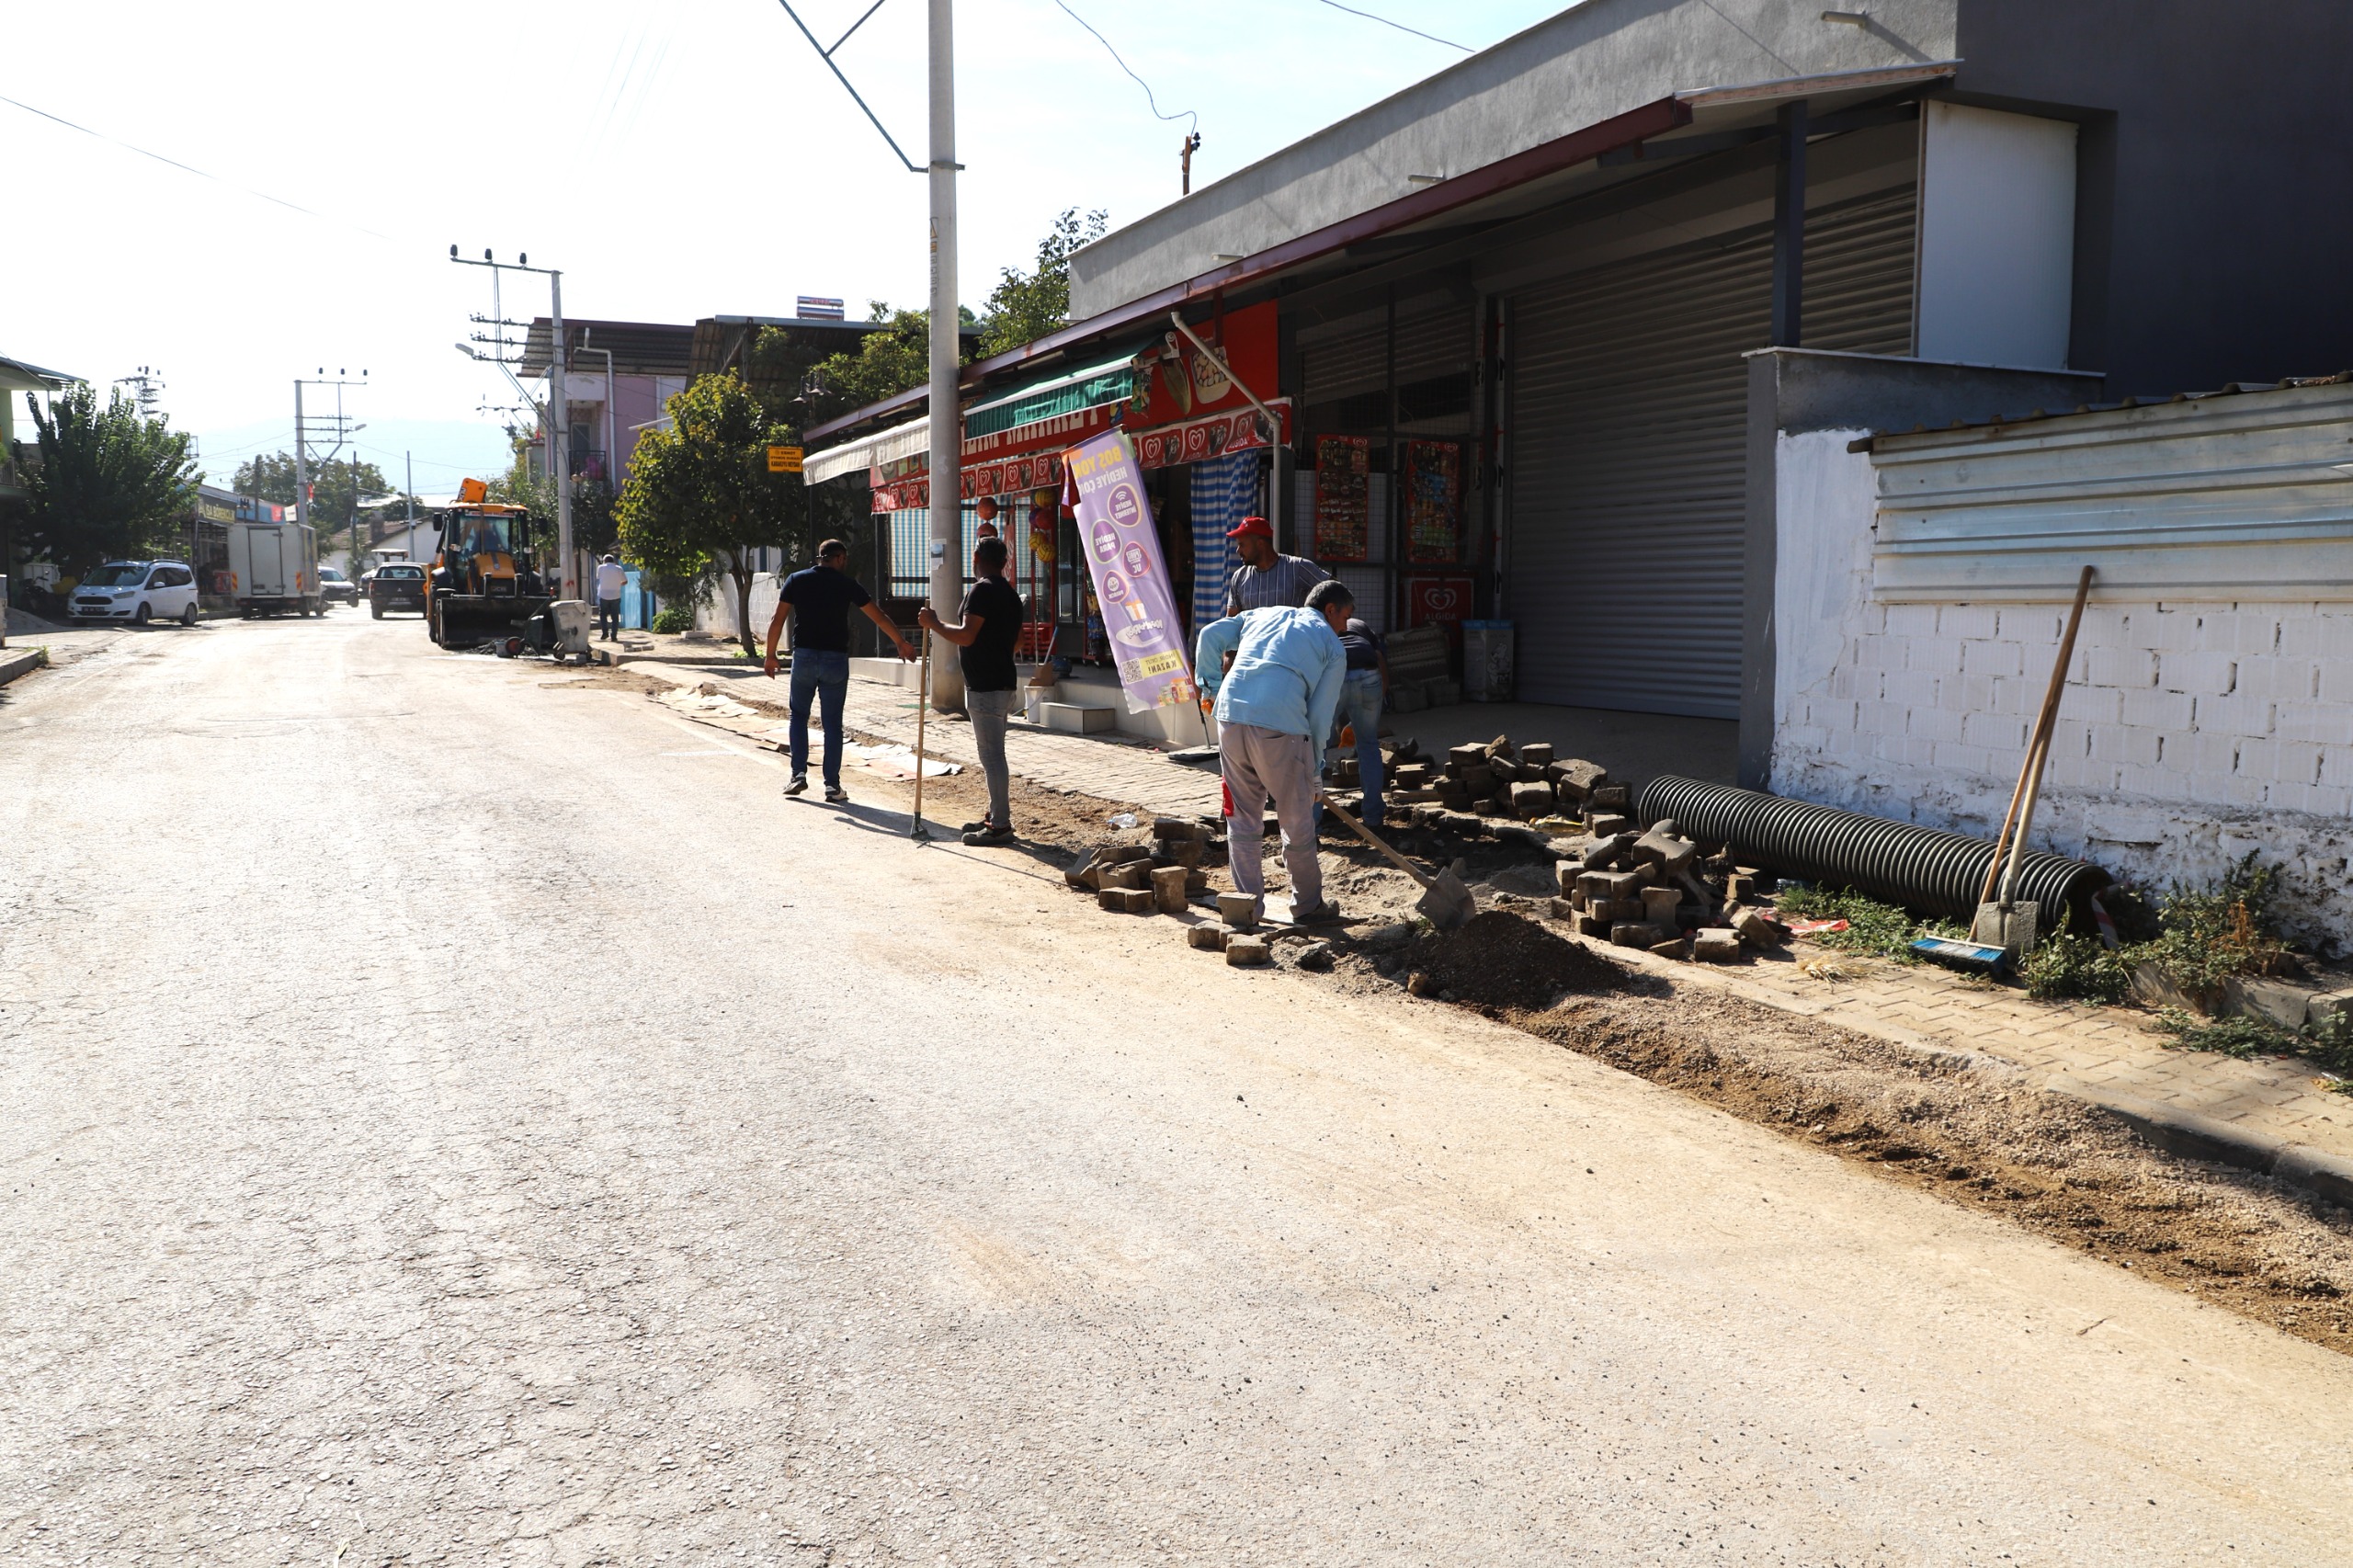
[1336,671,1385,827]
[789,649,849,788]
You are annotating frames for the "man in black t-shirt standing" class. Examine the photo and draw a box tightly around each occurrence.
[919,535,1025,846]
[763,539,915,801]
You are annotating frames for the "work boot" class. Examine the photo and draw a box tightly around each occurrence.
[783,774,808,796]
[1290,901,1345,926]
[962,824,1016,846]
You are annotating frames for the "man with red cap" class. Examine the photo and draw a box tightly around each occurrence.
[1222,516,1326,618]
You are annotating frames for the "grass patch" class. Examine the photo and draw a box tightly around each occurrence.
[2021,932,2133,1004]
[2152,1006,2353,1093]
[1772,884,1965,964]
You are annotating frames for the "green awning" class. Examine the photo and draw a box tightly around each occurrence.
[962,345,1145,438]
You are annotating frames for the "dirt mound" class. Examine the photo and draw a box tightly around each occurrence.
[1403,910,1624,1010]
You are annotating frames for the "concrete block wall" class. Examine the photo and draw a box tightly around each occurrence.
[1772,429,2353,951]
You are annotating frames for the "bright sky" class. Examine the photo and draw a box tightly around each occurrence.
[6,0,1570,493]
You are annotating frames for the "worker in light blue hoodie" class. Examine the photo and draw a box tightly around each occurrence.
[1194,579,1352,926]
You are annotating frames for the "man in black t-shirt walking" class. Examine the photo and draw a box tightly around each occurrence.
[763,539,915,801]
[919,535,1026,846]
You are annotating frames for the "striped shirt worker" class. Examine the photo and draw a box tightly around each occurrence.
[1221,513,1326,616]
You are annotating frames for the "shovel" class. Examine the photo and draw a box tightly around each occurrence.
[1320,793,1477,932]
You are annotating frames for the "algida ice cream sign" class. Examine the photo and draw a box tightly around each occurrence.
[1067,429,1197,714]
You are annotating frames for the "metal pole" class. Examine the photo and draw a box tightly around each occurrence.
[404,452,415,559]
[925,0,964,712]
[911,629,935,839]
[551,270,575,600]
[293,381,310,533]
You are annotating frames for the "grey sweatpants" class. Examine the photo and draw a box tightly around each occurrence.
[1221,721,1322,913]
[967,687,1017,829]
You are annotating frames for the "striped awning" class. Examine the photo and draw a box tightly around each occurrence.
[802,417,931,484]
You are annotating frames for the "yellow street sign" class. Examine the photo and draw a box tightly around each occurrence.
[767,445,803,473]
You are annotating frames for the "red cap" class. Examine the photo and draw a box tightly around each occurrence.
[1224,515,1273,540]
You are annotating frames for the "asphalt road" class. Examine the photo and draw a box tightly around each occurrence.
[4,616,2349,1567]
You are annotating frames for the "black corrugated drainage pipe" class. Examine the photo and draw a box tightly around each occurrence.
[1637,777,2110,927]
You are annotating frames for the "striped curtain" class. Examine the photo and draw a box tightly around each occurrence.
[1188,449,1254,635]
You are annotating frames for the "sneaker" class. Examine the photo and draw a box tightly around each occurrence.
[824,785,850,803]
[783,774,808,796]
[1291,901,1345,926]
[962,825,1016,846]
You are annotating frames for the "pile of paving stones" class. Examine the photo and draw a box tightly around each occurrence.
[1375,736,1624,826]
[1063,818,1215,915]
[1551,815,1792,963]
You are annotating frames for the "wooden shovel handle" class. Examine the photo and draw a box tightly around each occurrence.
[1319,792,1435,891]
[1978,565,2094,906]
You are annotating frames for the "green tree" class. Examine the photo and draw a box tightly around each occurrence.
[21,385,198,574]
[233,451,395,529]
[803,303,947,425]
[616,373,805,653]
[976,207,1108,358]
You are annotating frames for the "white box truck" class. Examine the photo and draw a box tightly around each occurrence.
[227,521,323,618]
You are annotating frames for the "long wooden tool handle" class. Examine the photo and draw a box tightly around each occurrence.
[912,630,930,822]
[1978,564,2094,905]
[1321,792,1435,891]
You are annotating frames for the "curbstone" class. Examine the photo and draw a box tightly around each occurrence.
[1187,925,1229,951]
[1225,935,1270,967]
[0,648,46,688]
[2276,1144,2353,1208]
[2040,1076,2353,1203]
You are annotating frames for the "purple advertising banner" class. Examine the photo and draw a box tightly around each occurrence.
[1067,429,1197,714]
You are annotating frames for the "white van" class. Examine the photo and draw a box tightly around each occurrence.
[68,560,200,626]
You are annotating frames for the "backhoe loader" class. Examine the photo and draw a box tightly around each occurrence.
[425,479,554,649]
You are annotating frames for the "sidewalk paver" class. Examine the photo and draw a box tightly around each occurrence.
[1659,941,2353,1162]
[627,662,1224,819]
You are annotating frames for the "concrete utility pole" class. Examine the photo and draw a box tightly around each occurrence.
[449,248,574,597]
[550,270,575,601]
[925,0,964,711]
[292,381,310,533]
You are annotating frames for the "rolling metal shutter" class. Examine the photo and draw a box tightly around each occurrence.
[1507,186,1915,717]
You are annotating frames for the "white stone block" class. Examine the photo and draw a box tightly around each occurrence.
[1960,638,2024,678]
[2120,688,2195,730]
[2086,646,2158,688]
[1937,604,1999,640]
[2194,693,2274,739]
[2155,650,2236,695]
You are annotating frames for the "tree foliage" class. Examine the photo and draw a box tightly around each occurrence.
[976,207,1108,358]
[616,372,806,652]
[233,450,396,528]
[20,385,198,573]
[789,210,1110,426]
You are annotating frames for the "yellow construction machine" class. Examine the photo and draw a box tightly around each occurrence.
[425,478,555,649]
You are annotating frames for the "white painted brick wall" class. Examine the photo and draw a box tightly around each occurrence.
[1772,429,2353,951]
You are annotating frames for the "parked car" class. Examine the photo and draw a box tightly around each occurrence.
[68,560,201,626]
[318,566,358,607]
[367,562,428,618]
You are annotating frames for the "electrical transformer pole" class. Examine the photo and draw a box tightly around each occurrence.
[293,381,310,532]
[550,269,574,602]
[925,0,964,711]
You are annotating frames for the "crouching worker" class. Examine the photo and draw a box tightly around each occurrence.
[1193,579,1351,926]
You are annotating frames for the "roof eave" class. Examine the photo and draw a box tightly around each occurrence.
[804,93,1691,444]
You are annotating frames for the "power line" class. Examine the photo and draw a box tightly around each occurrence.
[1052,2,1198,131]
[1309,0,1470,51]
[0,91,399,242]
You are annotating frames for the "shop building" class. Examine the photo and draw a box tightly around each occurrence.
[803,0,2353,773]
